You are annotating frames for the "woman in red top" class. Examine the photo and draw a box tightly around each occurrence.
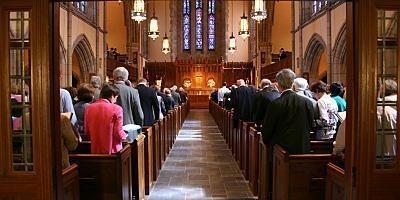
[84,84,127,154]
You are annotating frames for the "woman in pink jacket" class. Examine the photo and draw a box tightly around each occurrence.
[85,84,127,154]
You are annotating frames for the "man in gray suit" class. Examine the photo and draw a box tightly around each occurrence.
[113,67,144,126]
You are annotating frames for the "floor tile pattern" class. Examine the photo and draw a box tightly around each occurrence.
[148,109,255,200]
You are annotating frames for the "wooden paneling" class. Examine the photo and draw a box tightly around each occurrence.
[62,164,80,200]
[261,56,292,81]
[188,95,209,109]
[142,126,153,195]
[325,163,345,200]
[130,134,145,200]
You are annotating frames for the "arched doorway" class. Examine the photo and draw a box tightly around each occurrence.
[332,24,347,85]
[71,34,95,87]
[303,33,328,83]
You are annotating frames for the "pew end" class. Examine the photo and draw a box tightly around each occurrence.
[325,162,345,200]
[62,163,80,200]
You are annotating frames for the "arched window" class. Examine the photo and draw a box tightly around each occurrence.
[183,0,191,51]
[208,0,216,50]
[195,0,203,50]
[182,0,217,52]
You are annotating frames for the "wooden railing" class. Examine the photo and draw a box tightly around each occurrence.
[261,56,292,81]
[67,102,190,200]
[209,100,344,200]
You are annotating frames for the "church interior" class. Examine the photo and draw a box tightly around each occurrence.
[0,0,400,199]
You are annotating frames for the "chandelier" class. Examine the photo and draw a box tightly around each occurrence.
[251,0,267,22]
[131,0,146,23]
[148,1,159,40]
[228,32,237,53]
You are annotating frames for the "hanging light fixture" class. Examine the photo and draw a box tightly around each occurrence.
[228,0,236,53]
[148,0,159,40]
[251,0,267,22]
[118,0,122,4]
[162,34,170,54]
[131,0,146,23]
[238,0,250,40]
[161,0,170,54]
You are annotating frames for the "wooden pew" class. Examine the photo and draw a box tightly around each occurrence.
[273,145,333,200]
[258,136,271,200]
[235,120,243,164]
[62,163,80,200]
[248,127,260,196]
[152,121,160,180]
[130,134,146,200]
[325,163,345,200]
[142,126,153,195]
[228,112,234,151]
[69,144,132,200]
[162,116,167,162]
[241,121,255,179]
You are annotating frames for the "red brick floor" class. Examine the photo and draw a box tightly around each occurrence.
[148,109,255,200]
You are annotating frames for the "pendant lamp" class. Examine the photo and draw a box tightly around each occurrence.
[131,0,146,23]
[251,0,267,22]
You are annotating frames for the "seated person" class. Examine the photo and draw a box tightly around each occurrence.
[61,112,78,169]
[84,84,127,154]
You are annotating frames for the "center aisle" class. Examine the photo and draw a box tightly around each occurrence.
[149,109,255,200]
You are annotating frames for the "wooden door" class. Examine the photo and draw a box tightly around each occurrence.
[348,0,400,199]
[0,0,58,199]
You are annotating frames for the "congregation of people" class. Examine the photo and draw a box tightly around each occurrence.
[59,67,188,169]
[211,68,348,157]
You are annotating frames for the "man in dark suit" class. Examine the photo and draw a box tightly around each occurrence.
[231,79,256,128]
[113,67,144,126]
[136,79,160,126]
[252,79,281,128]
[262,69,314,154]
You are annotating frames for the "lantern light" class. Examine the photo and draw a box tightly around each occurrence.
[238,15,250,40]
[131,0,146,23]
[162,34,170,54]
[251,0,267,22]
[148,15,159,40]
[228,32,237,53]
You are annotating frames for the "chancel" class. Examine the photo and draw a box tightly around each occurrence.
[0,0,399,199]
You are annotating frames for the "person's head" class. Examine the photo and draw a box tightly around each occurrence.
[179,87,185,92]
[384,79,397,97]
[155,79,162,86]
[293,77,309,92]
[222,82,227,87]
[310,81,327,100]
[231,84,238,89]
[164,88,171,96]
[275,68,296,91]
[113,67,129,81]
[90,76,102,88]
[64,87,77,99]
[280,48,285,52]
[171,85,177,91]
[329,82,344,97]
[138,78,148,86]
[237,79,246,86]
[259,79,272,89]
[100,84,120,103]
[77,84,94,103]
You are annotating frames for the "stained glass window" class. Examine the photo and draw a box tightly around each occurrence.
[195,0,203,50]
[208,0,216,50]
[74,1,88,13]
[183,0,190,50]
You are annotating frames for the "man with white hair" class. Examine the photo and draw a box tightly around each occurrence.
[262,69,315,154]
[113,67,144,126]
[293,77,318,114]
[90,76,102,100]
[252,79,280,127]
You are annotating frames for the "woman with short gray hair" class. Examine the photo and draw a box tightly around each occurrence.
[113,67,129,81]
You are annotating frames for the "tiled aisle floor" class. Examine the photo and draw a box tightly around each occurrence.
[148,109,255,200]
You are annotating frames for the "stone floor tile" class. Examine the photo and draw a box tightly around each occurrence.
[148,110,255,200]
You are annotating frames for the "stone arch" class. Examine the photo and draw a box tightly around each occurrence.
[332,23,347,85]
[72,34,95,84]
[303,33,327,83]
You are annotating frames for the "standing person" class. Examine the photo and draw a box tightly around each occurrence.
[154,85,167,117]
[84,84,127,154]
[231,79,255,129]
[90,76,102,100]
[293,78,318,114]
[163,88,175,111]
[170,85,181,106]
[73,84,94,139]
[310,81,339,140]
[330,82,347,112]
[60,88,77,125]
[178,87,188,103]
[252,79,280,128]
[279,48,288,60]
[218,82,231,107]
[136,79,160,126]
[262,69,315,154]
[113,67,144,126]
